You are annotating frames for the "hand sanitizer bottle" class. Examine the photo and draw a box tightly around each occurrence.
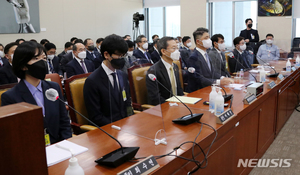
[215,88,224,115]
[296,55,300,67]
[286,58,292,72]
[209,85,217,113]
[259,67,266,82]
[65,157,85,175]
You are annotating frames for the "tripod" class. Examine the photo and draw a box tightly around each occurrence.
[132,21,141,42]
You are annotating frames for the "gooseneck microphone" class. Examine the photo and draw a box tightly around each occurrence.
[148,74,203,125]
[256,57,279,77]
[45,88,139,168]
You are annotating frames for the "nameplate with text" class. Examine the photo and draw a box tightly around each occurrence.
[292,67,296,71]
[268,81,276,89]
[216,109,234,124]
[117,156,159,175]
[243,94,257,105]
[278,74,284,81]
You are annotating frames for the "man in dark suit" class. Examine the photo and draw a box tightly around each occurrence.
[57,42,73,61]
[65,43,95,78]
[148,34,159,54]
[133,35,153,64]
[150,38,160,63]
[208,34,231,77]
[84,38,103,69]
[179,36,193,69]
[228,37,253,73]
[0,42,18,85]
[44,43,63,75]
[188,28,232,92]
[239,18,259,55]
[0,43,5,67]
[84,34,133,127]
[146,37,184,105]
[61,39,84,73]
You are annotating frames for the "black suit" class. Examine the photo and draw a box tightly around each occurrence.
[228,49,252,73]
[208,48,231,77]
[146,60,184,105]
[57,51,67,61]
[48,56,62,75]
[84,65,132,127]
[65,58,95,78]
[239,29,259,43]
[179,47,192,68]
[0,62,17,85]
[60,52,73,73]
[1,80,72,144]
[150,49,160,63]
[86,50,103,69]
[133,49,152,63]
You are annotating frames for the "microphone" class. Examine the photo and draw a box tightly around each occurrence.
[148,74,203,125]
[256,57,279,77]
[188,67,233,102]
[230,53,258,82]
[45,88,139,168]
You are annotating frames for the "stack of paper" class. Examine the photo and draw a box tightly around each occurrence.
[166,96,202,104]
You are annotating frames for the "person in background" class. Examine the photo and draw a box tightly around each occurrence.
[0,42,18,85]
[70,37,78,44]
[257,34,280,64]
[15,39,25,45]
[239,18,259,56]
[1,41,72,144]
[0,43,6,67]
[96,38,104,53]
[133,35,153,64]
[150,38,160,63]
[148,34,159,54]
[177,36,183,49]
[179,36,193,70]
[121,40,136,75]
[60,39,84,73]
[57,42,73,61]
[40,39,49,46]
[84,38,102,69]
[124,35,131,41]
[44,43,63,75]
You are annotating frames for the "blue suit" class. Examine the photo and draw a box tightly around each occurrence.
[83,65,132,127]
[49,56,63,75]
[150,50,160,63]
[1,80,72,144]
[86,50,103,69]
[60,52,73,73]
[133,49,152,64]
[228,49,252,73]
[65,58,95,78]
[0,61,17,85]
[187,49,221,92]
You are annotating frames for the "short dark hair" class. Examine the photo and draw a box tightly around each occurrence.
[74,39,83,44]
[124,35,130,39]
[233,37,244,47]
[182,36,191,44]
[152,34,159,40]
[96,38,104,44]
[101,34,128,58]
[266,34,274,38]
[83,38,92,46]
[157,36,175,56]
[211,34,224,48]
[15,39,25,45]
[40,39,49,45]
[153,38,160,46]
[0,43,3,49]
[245,18,253,24]
[30,39,37,43]
[125,40,134,48]
[4,42,18,54]
[70,37,78,42]
[64,42,73,49]
[193,27,209,43]
[13,41,44,79]
[44,43,56,51]
[136,35,146,43]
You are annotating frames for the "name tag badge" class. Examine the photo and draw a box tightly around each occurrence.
[122,89,127,101]
[44,129,50,146]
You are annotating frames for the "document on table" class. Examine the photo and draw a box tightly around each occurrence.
[227,84,244,89]
[249,70,271,73]
[166,96,202,104]
[46,140,88,166]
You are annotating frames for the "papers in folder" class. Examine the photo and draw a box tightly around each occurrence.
[46,140,88,166]
[166,96,202,104]
[249,70,270,73]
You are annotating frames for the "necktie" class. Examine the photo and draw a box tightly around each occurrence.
[205,52,211,71]
[144,52,151,63]
[92,52,96,58]
[80,60,87,73]
[111,73,120,101]
[169,67,177,95]
[48,59,53,73]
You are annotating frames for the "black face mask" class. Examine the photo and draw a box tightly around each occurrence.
[247,24,252,28]
[110,57,126,69]
[88,45,95,51]
[26,59,48,80]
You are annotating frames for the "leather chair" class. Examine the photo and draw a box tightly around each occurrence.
[0,83,18,106]
[45,73,63,94]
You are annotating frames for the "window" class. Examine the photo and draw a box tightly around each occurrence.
[296,18,300,37]
[148,7,164,42]
[165,6,181,38]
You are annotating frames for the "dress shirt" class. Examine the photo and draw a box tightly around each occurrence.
[161,58,177,92]
[74,56,88,73]
[257,44,280,64]
[101,62,119,89]
[24,80,45,116]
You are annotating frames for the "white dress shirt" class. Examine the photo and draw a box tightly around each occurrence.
[101,62,119,89]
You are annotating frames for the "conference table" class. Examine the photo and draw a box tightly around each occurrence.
[48,60,300,175]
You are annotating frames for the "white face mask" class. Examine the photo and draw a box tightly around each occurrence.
[186,42,192,48]
[127,51,133,57]
[142,42,148,50]
[266,39,273,44]
[10,54,13,62]
[0,51,4,57]
[201,39,212,49]
[177,43,181,48]
[66,50,73,53]
[78,51,86,59]
[166,49,180,61]
[240,44,246,51]
[218,43,226,51]
[97,45,101,49]
[47,55,55,60]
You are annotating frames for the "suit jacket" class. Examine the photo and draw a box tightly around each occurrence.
[150,50,160,63]
[57,51,66,61]
[187,49,221,92]
[239,29,259,43]
[1,80,72,144]
[65,58,95,78]
[86,50,103,69]
[146,59,184,105]
[133,49,152,63]
[228,49,252,73]
[208,48,231,77]
[179,47,192,68]
[83,65,132,127]
[60,52,73,73]
[48,56,62,75]
[0,62,18,85]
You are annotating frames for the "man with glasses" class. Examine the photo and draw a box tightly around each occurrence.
[133,35,153,64]
[44,43,63,75]
[84,34,133,127]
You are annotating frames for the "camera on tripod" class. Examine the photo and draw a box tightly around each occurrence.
[133,12,144,27]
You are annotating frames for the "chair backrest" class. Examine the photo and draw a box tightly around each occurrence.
[173,60,184,90]
[64,73,91,125]
[225,52,231,73]
[45,73,63,93]
[0,83,17,106]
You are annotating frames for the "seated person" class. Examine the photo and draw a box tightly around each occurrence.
[84,38,103,69]
[146,36,184,105]
[179,36,193,69]
[133,35,153,64]
[257,34,280,64]
[0,43,6,67]
[57,42,73,61]
[188,28,232,92]
[228,37,253,73]
[0,42,18,85]
[65,43,95,78]
[1,41,72,144]
[84,34,133,127]
[44,43,63,75]
[150,38,161,63]
[208,34,231,77]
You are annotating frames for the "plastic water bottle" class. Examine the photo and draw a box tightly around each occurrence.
[209,85,217,113]
[286,58,292,72]
[65,157,85,175]
[215,88,224,115]
[296,55,300,67]
[259,67,266,82]
[240,69,244,78]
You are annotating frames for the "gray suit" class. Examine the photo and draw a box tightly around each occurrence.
[208,48,231,77]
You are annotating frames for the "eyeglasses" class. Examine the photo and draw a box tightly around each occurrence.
[110,54,127,59]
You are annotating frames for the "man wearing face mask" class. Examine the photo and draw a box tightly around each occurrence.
[180,36,193,69]
[239,18,260,56]
[150,38,160,63]
[257,34,279,64]
[96,38,104,53]
[133,35,153,64]
[121,40,138,75]
[44,43,62,75]
[65,43,95,78]
[208,34,231,77]
[84,34,133,127]
[0,43,7,68]
[0,42,18,85]
[146,37,184,105]
[188,28,233,92]
[57,42,73,61]
[84,38,103,69]
[228,37,252,73]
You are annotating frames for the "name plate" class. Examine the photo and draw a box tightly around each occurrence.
[278,74,284,81]
[268,81,276,89]
[117,156,159,175]
[243,94,257,105]
[216,109,234,124]
[292,67,296,71]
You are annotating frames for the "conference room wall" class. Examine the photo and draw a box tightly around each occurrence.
[0,0,143,52]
